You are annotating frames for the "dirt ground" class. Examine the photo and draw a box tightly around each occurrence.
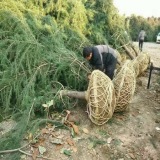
[0,42,160,160]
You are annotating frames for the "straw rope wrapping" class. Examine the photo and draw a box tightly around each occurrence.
[86,70,116,125]
[113,60,136,112]
[115,58,139,77]
[115,50,122,65]
[135,53,150,76]
[132,59,140,77]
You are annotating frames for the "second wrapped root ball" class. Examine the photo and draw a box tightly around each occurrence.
[113,60,136,112]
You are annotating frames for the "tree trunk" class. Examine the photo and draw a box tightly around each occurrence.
[60,90,87,100]
[119,40,135,60]
[122,44,135,60]
[130,43,139,56]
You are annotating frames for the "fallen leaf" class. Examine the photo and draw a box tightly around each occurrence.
[28,133,33,141]
[51,139,63,145]
[69,122,79,135]
[57,135,64,139]
[64,110,71,122]
[107,137,112,144]
[63,149,71,156]
[42,104,48,108]
[73,124,79,134]
[71,146,77,152]
[32,137,45,147]
[32,148,39,160]
[20,155,26,159]
[73,137,82,142]
[82,128,89,134]
[48,126,55,132]
[47,123,53,128]
[41,128,49,134]
[47,100,54,107]
[66,138,75,146]
[113,139,122,146]
[88,142,94,149]
[71,128,75,137]
[55,144,64,151]
[30,147,34,152]
[128,153,135,159]
[61,117,66,124]
[60,148,64,154]
[38,146,46,155]
[66,110,71,115]
[50,132,57,137]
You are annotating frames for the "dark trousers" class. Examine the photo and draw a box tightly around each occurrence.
[104,59,117,80]
[139,39,144,51]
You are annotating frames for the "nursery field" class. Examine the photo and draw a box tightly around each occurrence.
[0,42,160,160]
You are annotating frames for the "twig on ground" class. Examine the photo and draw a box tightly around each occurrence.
[19,149,53,160]
[0,140,32,154]
[0,133,53,160]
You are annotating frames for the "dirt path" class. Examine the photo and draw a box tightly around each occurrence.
[1,43,160,160]
[135,42,160,68]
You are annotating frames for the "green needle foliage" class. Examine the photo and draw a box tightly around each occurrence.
[0,0,128,157]
[0,0,89,114]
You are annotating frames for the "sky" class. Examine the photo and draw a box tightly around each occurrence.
[113,0,160,18]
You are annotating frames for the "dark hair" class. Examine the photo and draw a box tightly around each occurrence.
[83,47,92,58]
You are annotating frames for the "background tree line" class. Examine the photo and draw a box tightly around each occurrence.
[126,15,160,42]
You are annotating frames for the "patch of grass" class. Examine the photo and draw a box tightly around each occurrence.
[98,130,110,138]
[107,117,123,126]
[112,139,122,146]
[89,136,106,148]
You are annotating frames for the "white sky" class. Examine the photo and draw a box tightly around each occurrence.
[113,0,160,18]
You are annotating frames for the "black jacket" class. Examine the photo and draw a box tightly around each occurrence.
[89,45,117,71]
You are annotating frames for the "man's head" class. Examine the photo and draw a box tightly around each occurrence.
[83,47,92,60]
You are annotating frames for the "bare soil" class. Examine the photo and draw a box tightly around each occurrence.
[0,42,160,160]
